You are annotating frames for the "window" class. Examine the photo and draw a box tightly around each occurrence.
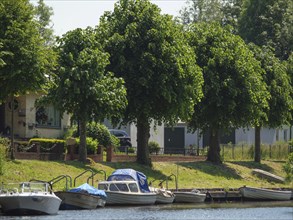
[36,106,61,128]
[116,183,129,192]
[129,183,138,192]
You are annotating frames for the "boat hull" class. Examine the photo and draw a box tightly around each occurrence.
[55,191,106,210]
[0,193,61,215]
[239,186,292,201]
[105,191,156,205]
[149,187,175,204]
[173,191,206,203]
[156,193,175,204]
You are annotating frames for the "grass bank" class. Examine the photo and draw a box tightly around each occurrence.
[0,159,292,190]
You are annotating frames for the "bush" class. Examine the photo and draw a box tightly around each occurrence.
[0,137,9,175]
[283,152,293,182]
[75,137,99,154]
[127,147,135,153]
[85,122,113,147]
[29,138,65,153]
[149,141,160,154]
[110,135,120,148]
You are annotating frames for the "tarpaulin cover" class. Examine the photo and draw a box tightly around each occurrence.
[69,183,107,197]
[107,168,150,193]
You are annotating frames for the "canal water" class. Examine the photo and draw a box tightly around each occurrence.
[1,201,293,220]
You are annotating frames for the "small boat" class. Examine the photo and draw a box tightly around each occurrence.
[173,189,206,203]
[239,186,292,201]
[97,168,157,205]
[55,183,107,210]
[149,187,175,204]
[0,181,61,215]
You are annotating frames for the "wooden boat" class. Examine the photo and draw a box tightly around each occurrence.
[149,187,175,204]
[97,169,156,205]
[0,181,61,215]
[55,183,106,210]
[239,186,292,201]
[173,189,206,203]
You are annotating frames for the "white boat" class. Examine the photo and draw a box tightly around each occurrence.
[149,187,175,204]
[173,189,206,203]
[55,183,107,210]
[97,169,157,205]
[239,186,292,201]
[0,181,61,215]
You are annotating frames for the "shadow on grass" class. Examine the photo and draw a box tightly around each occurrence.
[229,161,274,173]
[176,161,243,180]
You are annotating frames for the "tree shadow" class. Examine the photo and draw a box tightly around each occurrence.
[176,161,243,180]
[230,161,274,173]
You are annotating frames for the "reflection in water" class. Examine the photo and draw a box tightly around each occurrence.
[1,201,293,220]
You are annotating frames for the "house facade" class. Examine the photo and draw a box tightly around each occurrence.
[0,93,70,139]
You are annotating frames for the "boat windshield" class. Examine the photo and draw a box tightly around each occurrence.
[129,183,138,192]
[110,183,129,192]
[0,182,49,194]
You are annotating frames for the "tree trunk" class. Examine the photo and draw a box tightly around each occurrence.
[207,128,222,164]
[136,116,151,166]
[79,119,87,162]
[10,95,15,160]
[254,125,261,163]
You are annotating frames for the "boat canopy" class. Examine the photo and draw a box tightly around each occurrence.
[107,169,151,193]
[69,183,107,198]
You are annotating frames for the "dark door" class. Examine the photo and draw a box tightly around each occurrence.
[164,127,185,154]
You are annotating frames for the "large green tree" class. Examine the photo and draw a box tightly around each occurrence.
[98,0,203,166]
[248,44,293,162]
[239,0,293,60]
[34,0,55,45]
[0,0,53,159]
[187,22,269,164]
[45,28,127,162]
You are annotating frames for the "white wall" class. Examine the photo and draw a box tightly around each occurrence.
[5,93,70,139]
[235,126,291,145]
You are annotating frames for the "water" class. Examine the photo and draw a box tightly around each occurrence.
[1,201,293,220]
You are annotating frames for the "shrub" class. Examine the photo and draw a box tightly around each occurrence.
[283,152,293,182]
[29,138,65,153]
[75,137,99,154]
[0,137,9,175]
[149,141,160,154]
[127,147,135,153]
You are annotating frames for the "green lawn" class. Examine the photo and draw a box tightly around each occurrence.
[1,159,292,191]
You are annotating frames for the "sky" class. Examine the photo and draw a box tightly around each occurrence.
[30,0,188,36]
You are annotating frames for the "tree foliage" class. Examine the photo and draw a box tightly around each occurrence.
[0,0,52,101]
[179,0,243,31]
[249,45,292,128]
[239,0,293,60]
[186,22,269,163]
[34,0,55,45]
[44,28,127,162]
[179,0,224,24]
[98,0,203,165]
